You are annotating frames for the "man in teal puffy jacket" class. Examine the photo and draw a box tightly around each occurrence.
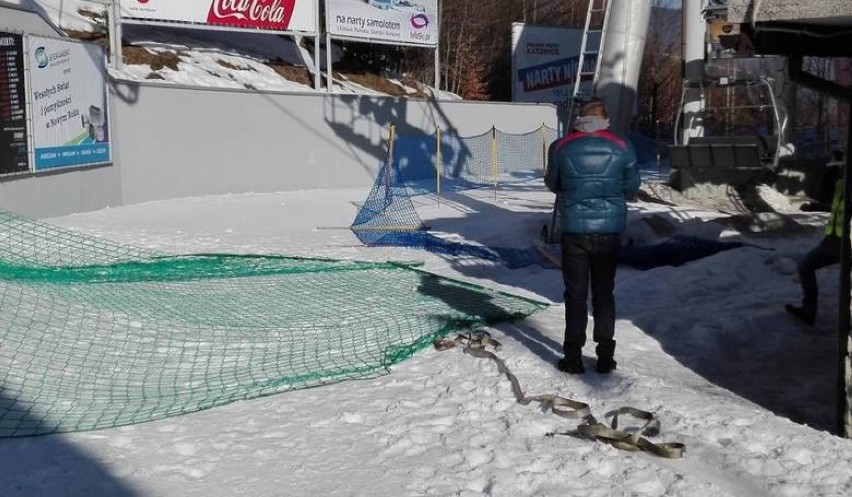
[545,99,640,374]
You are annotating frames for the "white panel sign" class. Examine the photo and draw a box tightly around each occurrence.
[326,0,438,46]
[120,0,317,34]
[511,23,591,110]
[27,36,111,170]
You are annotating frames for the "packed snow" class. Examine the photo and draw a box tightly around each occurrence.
[0,180,849,496]
[0,1,849,496]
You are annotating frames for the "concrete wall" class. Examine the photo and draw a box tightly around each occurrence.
[110,80,561,206]
[0,2,560,218]
[0,2,118,219]
[0,166,121,218]
[1,77,560,217]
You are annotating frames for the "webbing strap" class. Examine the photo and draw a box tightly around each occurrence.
[434,332,685,459]
[576,408,685,459]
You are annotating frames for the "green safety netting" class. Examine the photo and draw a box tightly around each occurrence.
[0,210,547,437]
[352,125,560,245]
[351,126,562,271]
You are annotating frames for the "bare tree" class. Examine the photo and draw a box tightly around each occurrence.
[402,0,588,100]
[402,0,683,129]
[796,57,840,155]
[636,0,682,140]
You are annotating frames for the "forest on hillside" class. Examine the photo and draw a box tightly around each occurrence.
[341,0,844,150]
[68,0,842,149]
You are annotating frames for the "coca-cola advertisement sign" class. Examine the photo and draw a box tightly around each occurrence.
[119,0,316,34]
[207,0,296,30]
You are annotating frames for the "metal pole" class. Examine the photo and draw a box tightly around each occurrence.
[596,0,651,134]
[313,0,320,90]
[681,0,706,143]
[106,2,115,69]
[839,102,852,437]
[113,1,123,69]
[781,59,799,146]
[434,1,440,95]
[325,33,333,92]
[434,46,440,96]
[113,0,124,69]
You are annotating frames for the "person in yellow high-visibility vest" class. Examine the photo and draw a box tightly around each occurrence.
[786,173,845,325]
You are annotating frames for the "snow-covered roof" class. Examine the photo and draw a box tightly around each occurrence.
[9,0,452,97]
[728,0,852,25]
[0,1,63,36]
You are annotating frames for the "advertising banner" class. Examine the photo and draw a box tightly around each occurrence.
[120,0,317,34]
[0,32,28,175]
[326,0,438,46]
[511,23,591,111]
[27,36,111,170]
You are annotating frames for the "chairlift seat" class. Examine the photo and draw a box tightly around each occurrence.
[732,143,762,169]
[688,135,776,165]
[710,144,737,169]
[669,145,691,169]
[688,144,713,169]
[690,136,758,145]
[668,140,768,190]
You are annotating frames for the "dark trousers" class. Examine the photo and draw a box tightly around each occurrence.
[798,235,842,315]
[560,233,620,359]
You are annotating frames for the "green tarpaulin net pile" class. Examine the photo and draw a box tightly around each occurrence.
[0,210,546,437]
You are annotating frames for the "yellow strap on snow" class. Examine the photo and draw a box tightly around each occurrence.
[434,331,685,459]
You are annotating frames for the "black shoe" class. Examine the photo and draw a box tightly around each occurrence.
[557,356,585,374]
[595,358,617,374]
[785,304,815,325]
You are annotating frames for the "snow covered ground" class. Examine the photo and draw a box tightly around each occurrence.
[0,2,849,496]
[0,180,850,496]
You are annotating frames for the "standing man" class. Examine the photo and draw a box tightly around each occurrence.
[786,159,845,325]
[545,99,640,374]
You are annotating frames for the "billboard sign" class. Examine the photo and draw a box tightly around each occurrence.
[0,32,28,174]
[120,0,317,34]
[27,36,111,170]
[511,23,591,111]
[326,0,438,46]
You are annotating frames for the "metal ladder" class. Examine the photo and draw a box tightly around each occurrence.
[569,0,613,120]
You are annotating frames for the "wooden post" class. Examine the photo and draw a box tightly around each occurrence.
[385,124,396,193]
[491,126,498,200]
[436,126,442,206]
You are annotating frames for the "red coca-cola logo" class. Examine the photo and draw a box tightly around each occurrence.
[207,0,296,30]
